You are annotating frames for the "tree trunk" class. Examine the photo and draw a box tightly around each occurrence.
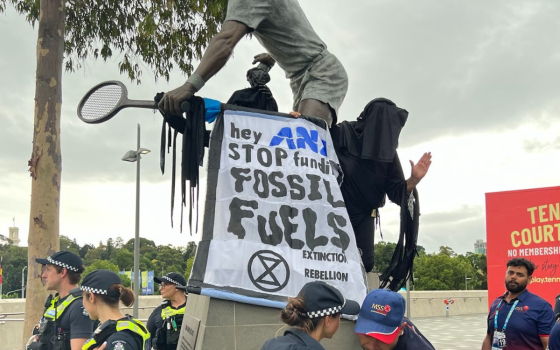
[22,0,65,346]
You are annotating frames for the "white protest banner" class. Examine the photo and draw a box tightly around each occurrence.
[189,107,367,305]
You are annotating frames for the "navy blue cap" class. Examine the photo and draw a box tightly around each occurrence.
[35,251,84,273]
[299,281,360,318]
[154,272,187,288]
[355,289,406,344]
[80,270,122,297]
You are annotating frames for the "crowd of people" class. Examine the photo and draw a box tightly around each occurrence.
[24,251,560,350]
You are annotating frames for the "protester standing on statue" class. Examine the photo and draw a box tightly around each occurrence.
[261,281,360,350]
[80,270,149,350]
[159,0,347,127]
[329,98,432,275]
[26,251,94,350]
[147,273,188,350]
[355,289,435,350]
[482,258,555,350]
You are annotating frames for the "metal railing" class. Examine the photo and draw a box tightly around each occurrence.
[0,308,153,323]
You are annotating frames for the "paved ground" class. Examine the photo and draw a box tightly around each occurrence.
[412,314,488,350]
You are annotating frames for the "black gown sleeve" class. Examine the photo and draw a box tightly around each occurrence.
[386,153,407,204]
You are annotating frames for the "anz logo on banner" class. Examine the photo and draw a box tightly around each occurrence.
[269,127,328,156]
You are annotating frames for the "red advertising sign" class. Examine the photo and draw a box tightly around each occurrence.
[486,186,560,307]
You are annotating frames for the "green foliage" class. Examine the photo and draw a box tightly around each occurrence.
[60,235,80,255]
[1,293,20,299]
[373,242,488,291]
[0,0,228,83]
[438,246,456,257]
[111,249,134,270]
[83,259,132,288]
[0,244,28,297]
[372,241,398,273]
[185,256,195,281]
[0,237,196,296]
[412,250,487,291]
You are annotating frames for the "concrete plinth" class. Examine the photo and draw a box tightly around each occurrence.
[366,272,380,291]
[184,294,362,350]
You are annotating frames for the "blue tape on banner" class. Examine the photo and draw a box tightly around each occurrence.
[200,288,287,309]
[203,98,221,123]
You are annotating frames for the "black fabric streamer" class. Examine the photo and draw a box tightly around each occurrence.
[156,94,206,234]
[379,188,420,291]
[155,71,278,234]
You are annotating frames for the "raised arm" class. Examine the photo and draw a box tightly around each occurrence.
[406,152,432,193]
[159,20,250,116]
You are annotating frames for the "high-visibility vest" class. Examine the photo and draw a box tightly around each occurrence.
[82,317,150,350]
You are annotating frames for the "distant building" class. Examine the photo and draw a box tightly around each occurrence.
[474,239,486,255]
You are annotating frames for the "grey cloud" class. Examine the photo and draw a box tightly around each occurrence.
[4,1,560,182]
[317,0,560,146]
[523,137,560,153]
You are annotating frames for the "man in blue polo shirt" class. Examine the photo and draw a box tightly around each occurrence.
[482,258,555,350]
[355,289,435,350]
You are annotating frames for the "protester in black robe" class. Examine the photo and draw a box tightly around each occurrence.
[329,98,432,290]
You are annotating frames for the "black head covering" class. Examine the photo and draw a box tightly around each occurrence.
[80,270,122,298]
[35,251,85,273]
[337,98,408,162]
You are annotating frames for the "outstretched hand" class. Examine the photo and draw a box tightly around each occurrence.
[158,84,196,117]
[252,53,276,67]
[409,152,432,182]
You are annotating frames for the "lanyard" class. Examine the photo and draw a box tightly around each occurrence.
[494,299,519,332]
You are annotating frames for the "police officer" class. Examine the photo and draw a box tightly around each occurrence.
[147,273,187,350]
[27,251,94,350]
[261,281,360,350]
[81,270,150,350]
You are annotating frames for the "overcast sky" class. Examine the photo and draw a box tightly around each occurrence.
[1,1,560,255]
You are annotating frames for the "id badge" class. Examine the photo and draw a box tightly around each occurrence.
[492,331,506,349]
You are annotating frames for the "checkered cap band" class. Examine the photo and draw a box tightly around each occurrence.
[80,285,108,295]
[307,301,345,319]
[47,256,80,272]
[163,276,184,286]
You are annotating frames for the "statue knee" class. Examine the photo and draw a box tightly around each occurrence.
[298,99,333,127]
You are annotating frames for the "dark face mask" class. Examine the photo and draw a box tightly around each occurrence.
[355,98,408,162]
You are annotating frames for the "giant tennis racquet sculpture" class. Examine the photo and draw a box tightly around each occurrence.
[77,80,190,123]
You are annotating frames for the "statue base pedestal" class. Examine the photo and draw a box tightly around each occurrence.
[182,294,362,350]
[367,271,380,291]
